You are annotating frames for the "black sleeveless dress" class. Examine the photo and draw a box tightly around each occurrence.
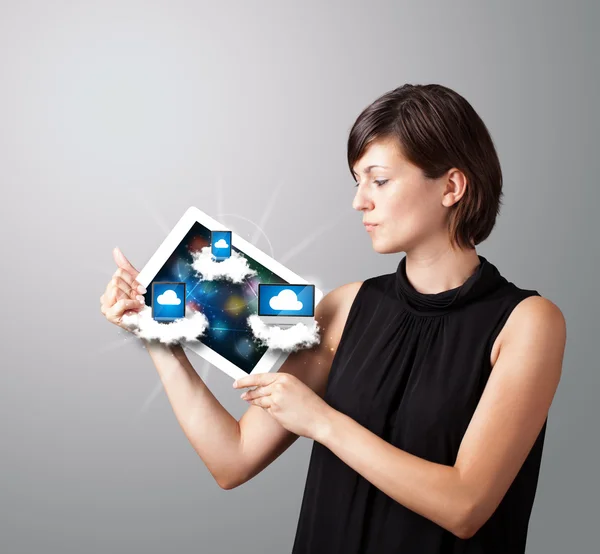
[291,254,547,554]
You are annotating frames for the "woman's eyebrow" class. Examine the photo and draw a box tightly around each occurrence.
[352,165,390,175]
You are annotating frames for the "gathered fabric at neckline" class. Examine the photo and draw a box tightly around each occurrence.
[394,254,506,316]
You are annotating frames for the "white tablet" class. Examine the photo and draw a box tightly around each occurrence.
[135,206,324,380]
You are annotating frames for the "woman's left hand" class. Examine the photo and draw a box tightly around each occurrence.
[233,372,332,440]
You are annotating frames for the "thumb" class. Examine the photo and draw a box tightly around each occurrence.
[113,247,139,277]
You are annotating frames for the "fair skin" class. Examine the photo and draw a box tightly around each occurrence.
[100,136,566,539]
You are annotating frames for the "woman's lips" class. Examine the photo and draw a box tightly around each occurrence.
[364,223,378,232]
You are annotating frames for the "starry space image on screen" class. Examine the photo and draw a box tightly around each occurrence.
[142,221,289,374]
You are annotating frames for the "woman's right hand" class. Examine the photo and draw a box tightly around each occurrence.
[100,247,147,331]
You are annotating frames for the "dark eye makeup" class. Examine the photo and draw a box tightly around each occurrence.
[354,179,389,187]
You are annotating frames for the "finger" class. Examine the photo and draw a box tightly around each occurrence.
[104,266,143,298]
[241,386,270,401]
[250,397,271,409]
[107,297,144,324]
[111,267,138,289]
[234,373,274,389]
[103,271,128,307]
[113,247,139,279]
[106,277,137,308]
[233,377,254,389]
[112,274,137,298]
[106,283,143,312]
[100,301,137,319]
[106,284,124,309]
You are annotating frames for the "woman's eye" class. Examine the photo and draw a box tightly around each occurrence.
[354,179,388,187]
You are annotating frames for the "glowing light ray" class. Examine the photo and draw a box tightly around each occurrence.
[244,276,258,297]
[132,377,166,420]
[250,179,284,245]
[185,278,202,297]
[279,212,351,265]
[88,333,137,356]
[215,213,275,258]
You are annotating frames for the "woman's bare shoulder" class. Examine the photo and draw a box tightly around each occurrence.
[335,281,365,310]
[315,281,364,352]
[317,281,364,317]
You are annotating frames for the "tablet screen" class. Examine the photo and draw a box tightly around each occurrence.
[146,221,288,374]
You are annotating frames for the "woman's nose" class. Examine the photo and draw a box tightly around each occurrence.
[352,185,373,211]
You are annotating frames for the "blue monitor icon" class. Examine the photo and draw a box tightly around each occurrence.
[211,230,232,261]
[151,282,186,322]
[258,284,315,316]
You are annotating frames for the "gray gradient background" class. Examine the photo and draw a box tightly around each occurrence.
[0,1,597,552]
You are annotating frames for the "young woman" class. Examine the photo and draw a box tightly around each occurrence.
[100,83,566,553]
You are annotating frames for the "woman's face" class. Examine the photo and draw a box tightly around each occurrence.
[351,137,453,254]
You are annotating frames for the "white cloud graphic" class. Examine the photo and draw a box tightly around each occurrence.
[247,315,320,352]
[121,305,208,345]
[214,238,229,249]
[157,289,182,305]
[190,246,256,283]
[269,289,303,311]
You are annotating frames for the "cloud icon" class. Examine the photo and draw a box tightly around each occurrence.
[121,305,208,345]
[247,315,320,352]
[214,238,229,248]
[190,247,256,283]
[157,289,182,305]
[269,289,303,311]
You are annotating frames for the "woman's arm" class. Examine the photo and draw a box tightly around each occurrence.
[314,296,566,539]
[146,342,243,488]
[146,281,363,490]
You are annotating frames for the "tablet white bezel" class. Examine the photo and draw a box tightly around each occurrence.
[135,206,323,380]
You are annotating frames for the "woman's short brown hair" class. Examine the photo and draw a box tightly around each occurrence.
[347,84,503,250]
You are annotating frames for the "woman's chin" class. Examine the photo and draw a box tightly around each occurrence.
[371,236,402,255]
[371,239,392,254]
